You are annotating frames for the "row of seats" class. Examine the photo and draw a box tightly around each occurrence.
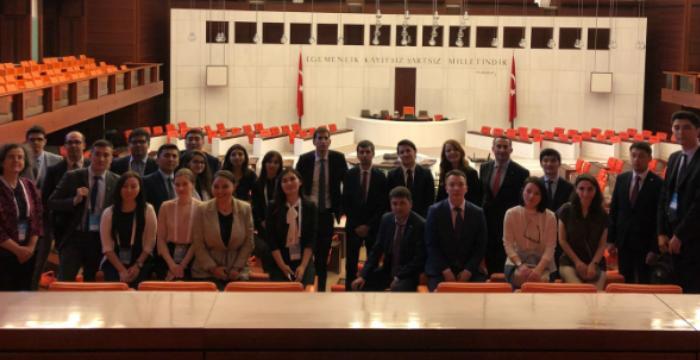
[480,125,670,144]
[46,280,681,294]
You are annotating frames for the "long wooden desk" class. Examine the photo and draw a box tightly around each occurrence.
[1,292,699,359]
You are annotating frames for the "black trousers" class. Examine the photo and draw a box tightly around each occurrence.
[485,241,506,275]
[0,253,36,291]
[618,245,650,284]
[427,271,488,292]
[344,229,375,291]
[102,258,152,288]
[58,231,102,281]
[313,211,334,292]
[360,270,418,292]
[269,260,316,286]
[31,234,53,290]
[253,234,276,274]
[673,253,700,294]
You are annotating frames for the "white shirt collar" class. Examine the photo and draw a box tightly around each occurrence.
[448,197,466,212]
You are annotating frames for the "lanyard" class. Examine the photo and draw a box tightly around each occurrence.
[174,199,195,244]
[0,178,31,219]
[114,209,138,248]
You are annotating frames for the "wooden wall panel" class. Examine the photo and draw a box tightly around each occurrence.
[689,2,700,70]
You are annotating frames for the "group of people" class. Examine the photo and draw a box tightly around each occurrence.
[1,110,699,292]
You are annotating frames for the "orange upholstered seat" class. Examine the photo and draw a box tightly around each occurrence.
[48,282,130,291]
[224,281,304,292]
[137,281,218,292]
[605,283,682,294]
[520,282,597,293]
[435,282,512,293]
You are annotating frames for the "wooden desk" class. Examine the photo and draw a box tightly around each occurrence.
[465,131,541,159]
[542,139,581,162]
[211,133,249,157]
[346,116,466,148]
[580,139,620,160]
[293,129,354,157]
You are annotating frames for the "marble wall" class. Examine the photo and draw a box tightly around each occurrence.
[170,9,647,133]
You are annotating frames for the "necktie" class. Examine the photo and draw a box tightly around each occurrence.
[131,160,144,176]
[453,207,463,233]
[318,159,326,210]
[166,176,175,199]
[32,157,40,179]
[391,222,404,277]
[630,175,641,206]
[361,170,369,203]
[546,180,554,207]
[491,165,503,195]
[677,154,688,189]
[406,168,414,189]
[90,176,101,213]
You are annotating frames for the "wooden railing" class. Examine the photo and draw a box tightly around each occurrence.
[662,71,700,109]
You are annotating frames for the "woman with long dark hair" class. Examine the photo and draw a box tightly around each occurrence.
[180,150,213,201]
[250,150,283,272]
[265,168,317,285]
[0,144,43,291]
[557,174,608,290]
[436,140,482,205]
[100,171,157,286]
[221,144,257,201]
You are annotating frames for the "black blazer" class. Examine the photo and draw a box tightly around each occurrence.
[658,150,700,252]
[110,155,158,176]
[265,199,318,265]
[479,160,530,243]
[47,168,118,247]
[387,165,435,218]
[42,160,90,247]
[541,177,574,213]
[234,169,258,202]
[251,177,278,236]
[436,165,482,205]
[341,166,388,238]
[295,150,347,217]
[609,171,662,252]
[361,211,425,280]
[143,171,174,214]
[424,199,487,277]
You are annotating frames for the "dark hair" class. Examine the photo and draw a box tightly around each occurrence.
[397,139,417,153]
[222,144,251,175]
[91,139,113,152]
[521,177,547,213]
[256,150,283,192]
[445,169,467,182]
[129,127,151,143]
[213,170,237,185]
[389,186,412,202]
[356,140,375,153]
[185,127,205,139]
[26,125,46,139]
[492,136,512,147]
[272,168,305,211]
[0,143,29,175]
[313,126,330,141]
[539,148,561,163]
[671,110,700,128]
[180,150,212,199]
[111,171,146,251]
[629,141,652,156]
[570,174,604,217]
[157,143,179,158]
[439,140,473,188]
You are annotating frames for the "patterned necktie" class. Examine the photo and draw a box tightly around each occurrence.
[90,176,101,213]
[406,168,413,189]
[630,175,641,206]
[492,165,503,195]
[166,176,175,199]
[677,154,688,189]
[391,222,404,277]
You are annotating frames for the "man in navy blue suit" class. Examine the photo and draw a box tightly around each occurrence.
[351,186,425,292]
[425,169,487,291]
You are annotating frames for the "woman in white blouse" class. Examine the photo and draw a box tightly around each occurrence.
[100,171,157,287]
[155,168,201,280]
[502,177,558,288]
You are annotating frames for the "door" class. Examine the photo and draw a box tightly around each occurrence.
[394,67,416,115]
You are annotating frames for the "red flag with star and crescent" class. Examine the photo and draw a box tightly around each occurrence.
[509,55,517,126]
[297,52,304,121]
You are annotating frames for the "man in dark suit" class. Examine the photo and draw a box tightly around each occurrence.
[34,131,90,289]
[48,139,118,281]
[539,148,574,279]
[386,139,435,218]
[143,143,180,214]
[608,142,662,284]
[480,136,530,275]
[351,186,425,292]
[658,110,700,293]
[184,128,220,173]
[110,127,158,176]
[342,140,388,290]
[425,170,488,291]
[22,125,63,189]
[295,126,347,291]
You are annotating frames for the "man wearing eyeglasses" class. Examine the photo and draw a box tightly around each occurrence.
[110,127,157,176]
[22,126,62,189]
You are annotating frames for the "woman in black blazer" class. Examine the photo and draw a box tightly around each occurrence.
[222,144,257,202]
[250,150,283,273]
[264,168,317,285]
[436,139,482,205]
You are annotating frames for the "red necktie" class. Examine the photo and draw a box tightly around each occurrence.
[491,165,503,195]
[630,175,641,206]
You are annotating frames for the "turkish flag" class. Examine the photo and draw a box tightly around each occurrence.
[297,52,304,121]
[509,55,517,125]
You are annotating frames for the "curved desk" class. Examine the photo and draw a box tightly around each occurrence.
[346,116,467,148]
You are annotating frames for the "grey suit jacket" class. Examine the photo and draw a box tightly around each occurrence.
[191,197,255,278]
[22,151,63,189]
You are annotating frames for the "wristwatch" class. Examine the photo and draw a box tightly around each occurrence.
[515,261,523,268]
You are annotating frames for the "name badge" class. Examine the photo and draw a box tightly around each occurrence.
[17,221,29,244]
[173,244,188,264]
[88,214,101,232]
[289,243,301,261]
[118,248,132,264]
[670,193,679,211]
